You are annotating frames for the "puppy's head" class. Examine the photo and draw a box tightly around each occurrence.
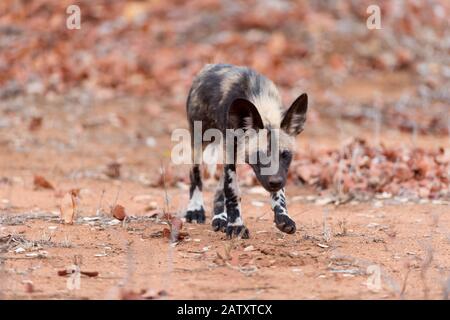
[228,93,308,192]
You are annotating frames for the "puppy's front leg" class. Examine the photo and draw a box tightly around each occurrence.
[271,189,296,234]
[224,164,249,239]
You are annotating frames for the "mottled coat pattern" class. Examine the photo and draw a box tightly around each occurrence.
[185,64,308,238]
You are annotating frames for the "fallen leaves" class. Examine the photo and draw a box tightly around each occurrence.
[23,280,34,293]
[150,165,185,188]
[1,234,54,254]
[33,175,54,190]
[55,256,98,290]
[28,116,42,131]
[57,268,99,278]
[338,100,450,138]
[111,204,127,221]
[1,0,445,106]
[291,138,450,200]
[104,161,121,179]
[145,211,189,242]
[161,213,189,242]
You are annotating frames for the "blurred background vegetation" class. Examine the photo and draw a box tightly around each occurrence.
[0,0,449,200]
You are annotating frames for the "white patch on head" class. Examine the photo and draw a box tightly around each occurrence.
[271,189,289,216]
[249,77,283,127]
[187,186,204,211]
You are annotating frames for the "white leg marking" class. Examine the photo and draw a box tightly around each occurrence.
[271,189,289,216]
[187,186,204,211]
[212,212,227,221]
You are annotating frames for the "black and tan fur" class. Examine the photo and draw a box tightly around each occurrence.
[185,64,308,239]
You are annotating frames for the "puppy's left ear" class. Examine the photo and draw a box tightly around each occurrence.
[281,93,308,136]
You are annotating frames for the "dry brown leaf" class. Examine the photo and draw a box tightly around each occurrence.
[161,214,188,241]
[162,228,171,239]
[170,216,183,234]
[34,175,54,190]
[24,281,34,294]
[105,162,121,179]
[80,271,99,277]
[111,204,126,221]
[119,289,144,300]
[28,117,42,131]
[57,269,98,278]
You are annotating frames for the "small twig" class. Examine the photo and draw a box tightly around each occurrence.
[96,189,105,216]
[322,209,332,243]
[159,159,173,299]
[0,246,5,299]
[124,240,134,288]
[400,263,412,298]
[335,218,347,237]
[420,243,434,300]
[112,185,122,208]
[159,160,170,215]
[443,277,450,300]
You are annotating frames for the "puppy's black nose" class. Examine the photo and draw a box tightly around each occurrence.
[268,176,283,189]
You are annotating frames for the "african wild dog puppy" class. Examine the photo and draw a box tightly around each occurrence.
[185,64,308,239]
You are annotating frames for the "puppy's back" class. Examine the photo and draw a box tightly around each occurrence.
[187,64,283,132]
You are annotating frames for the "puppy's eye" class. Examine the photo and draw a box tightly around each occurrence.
[281,151,292,163]
[281,151,290,159]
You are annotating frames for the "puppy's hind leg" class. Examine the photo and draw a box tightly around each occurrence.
[185,164,206,223]
[224,164,249,239]
[211,173,227,232]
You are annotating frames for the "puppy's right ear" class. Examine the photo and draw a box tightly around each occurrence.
[228,98,264,130]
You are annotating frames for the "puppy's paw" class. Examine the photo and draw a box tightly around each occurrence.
[185,208,206,224]
[212,214,227,232]
[274,214,296,234]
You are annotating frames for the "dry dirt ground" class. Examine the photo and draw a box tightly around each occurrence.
[1,76,449,300]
